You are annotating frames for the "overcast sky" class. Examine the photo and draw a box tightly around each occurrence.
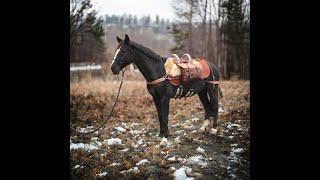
[91,0,175,20]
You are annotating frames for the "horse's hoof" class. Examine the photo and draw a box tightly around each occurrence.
[199,126,206,133]
[159,137,168,147]
[203,120,210,128]
[209,128,217,135]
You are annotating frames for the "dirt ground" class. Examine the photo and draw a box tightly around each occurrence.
[70,79,250,180]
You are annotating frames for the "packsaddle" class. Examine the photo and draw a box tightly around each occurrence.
[147,53,219,86]
[163,54,213,86]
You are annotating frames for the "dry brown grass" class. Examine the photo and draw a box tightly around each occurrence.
[70,78,250,179]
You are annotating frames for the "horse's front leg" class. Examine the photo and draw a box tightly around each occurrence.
[160,96,170,138]
[206,84,219,135]
[153,96,163,138]
[154,96,169,147]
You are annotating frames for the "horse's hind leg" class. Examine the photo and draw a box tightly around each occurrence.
[198,90,213,132]
[207,84,219,129]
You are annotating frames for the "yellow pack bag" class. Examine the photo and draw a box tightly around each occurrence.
[164,54,181,77]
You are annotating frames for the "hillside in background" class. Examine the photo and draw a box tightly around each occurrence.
[103,14,174,64]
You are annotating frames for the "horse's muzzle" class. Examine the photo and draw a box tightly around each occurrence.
[111,65,120,75]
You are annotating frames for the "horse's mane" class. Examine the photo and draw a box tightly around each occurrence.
[129,41,167,62]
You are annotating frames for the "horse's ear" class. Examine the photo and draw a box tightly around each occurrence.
[124,34,129,45]
[117,36,122,43]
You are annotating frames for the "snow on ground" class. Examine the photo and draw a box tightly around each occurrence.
[186,155,208,166]
[174,166,194,180]
[115,126,126,132]
[73,164,84,169]
[231,147,244,154]
[70,65,102,71]
[168,156,176,161]
[96,172,107,177]
[174,136,181,144]
[108,162,121,167]
[119,148,129,152]
[70,142,99,151]
[106,138,122,145]
[136,159,149,166]
[196,147,205,154]
[190,117,200,122]
[120,167,140,174]
[129,130,142,135]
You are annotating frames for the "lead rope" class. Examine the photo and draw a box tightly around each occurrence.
[70,67,126,136]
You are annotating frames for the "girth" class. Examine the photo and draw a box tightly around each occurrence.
[147,76,219,85]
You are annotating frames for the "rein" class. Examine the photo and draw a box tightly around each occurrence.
[70,68,126,135]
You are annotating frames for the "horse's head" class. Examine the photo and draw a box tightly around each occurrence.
[111,34,135,74]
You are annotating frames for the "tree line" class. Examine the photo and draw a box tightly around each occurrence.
[105,14,171,28]
[170,0,250,79]
[70,0,106,63]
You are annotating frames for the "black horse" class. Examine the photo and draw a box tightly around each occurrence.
[111,34,220,142]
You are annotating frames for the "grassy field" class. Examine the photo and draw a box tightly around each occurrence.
[70,79,250,179]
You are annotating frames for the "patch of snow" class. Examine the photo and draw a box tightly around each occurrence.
[191,130,197,133]
[129,130,142,135]
[91,137,98,141]
[130,123,140,127]
[136,159,149,166]
[168,156,176,161]
[96,172,107,177]
[70,65,102,71]
[171,167,176,171]
[229,136,234,139]
[174,137,181,144]
[174,166,194,180]
[106,138,121,145]
[219,107,224,113]
[231,124,241,128]
[174,167,188,180]
[178,158,184,162]
[120,167,140,174]
[186,155,208,166]
[115,127,126,132]
[190,117,200,122]
[137,139,143,145]
[108,163,120,166]
[174,130,185,135]
[196,147,206,154]
[133,144,139,149]
[231,147,244,154]
[231,144,238,147]
[209,157,213,161]
[73,164,84,169]
[70,143,99,151]
[171,124,180,128]
[120,148,129,152]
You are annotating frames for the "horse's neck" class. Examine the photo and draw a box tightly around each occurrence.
[134,51,165,81]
